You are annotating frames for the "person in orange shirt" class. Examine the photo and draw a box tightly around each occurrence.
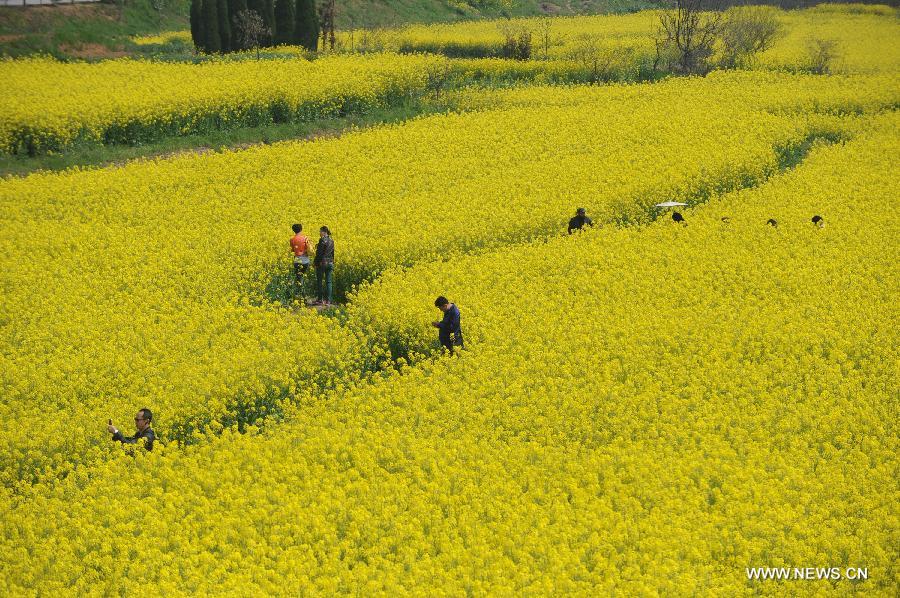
[289,223,311,300]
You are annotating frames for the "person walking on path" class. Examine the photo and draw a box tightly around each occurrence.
[314,226,335,306]
[289,223,311,300]
[432,296,463,353]
[107,408,156,451]
[568,208,593,234]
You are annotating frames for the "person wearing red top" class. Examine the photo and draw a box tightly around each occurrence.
[290,223,311,300]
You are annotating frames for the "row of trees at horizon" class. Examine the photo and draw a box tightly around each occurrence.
[190,0,320,54]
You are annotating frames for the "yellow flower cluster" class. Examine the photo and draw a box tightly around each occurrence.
[1,103,895,594]
[1,71,896,488]
[131,30,194,46]
[447,52,643,85]
[455,69,900,116]
[382,12,654,59]
[0,53,450,154]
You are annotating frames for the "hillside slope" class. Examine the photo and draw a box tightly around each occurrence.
[0,0,658,58]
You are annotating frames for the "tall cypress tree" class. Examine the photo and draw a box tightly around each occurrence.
[264,0,277,44]
[190,0,204,52]
[294,0,318,51]
[201,0,221,53]
[247,0,275,47]
[227,0,249,49]
[273,0,295,46]
[217,0,232,52]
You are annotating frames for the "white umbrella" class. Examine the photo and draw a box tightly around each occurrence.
[654,201,688,208]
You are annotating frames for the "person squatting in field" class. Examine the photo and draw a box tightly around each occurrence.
[107,408,156,451]
[433,296,463,353]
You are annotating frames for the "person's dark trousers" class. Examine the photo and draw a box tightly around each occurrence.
[441,336,463,354]
[316,264,333,303]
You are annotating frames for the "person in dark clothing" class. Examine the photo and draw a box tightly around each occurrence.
[432,296,463,353]
[672,211,685,225]
[568,208,593,234]
[313,226,335,306]
[107,408,156,451]
[812,215,824,228]
[767,218,778,228]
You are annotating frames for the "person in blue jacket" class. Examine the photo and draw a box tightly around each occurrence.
[432,296,463,353]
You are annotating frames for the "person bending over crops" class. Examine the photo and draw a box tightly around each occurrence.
[433,296,463,353]
[313,226,335,306]
[568,207,593,234]
[107,408,156,451]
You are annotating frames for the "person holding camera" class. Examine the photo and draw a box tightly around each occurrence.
[107,408,156,451]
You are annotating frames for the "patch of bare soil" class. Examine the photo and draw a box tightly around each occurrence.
[0,34,25,43]
[540,2,562,14]
[60,42,128,59]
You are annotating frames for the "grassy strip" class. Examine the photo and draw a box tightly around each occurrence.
[0,100,442,178]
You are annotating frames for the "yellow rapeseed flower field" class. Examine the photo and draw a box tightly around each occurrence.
[4,72,896,490]
[0,53,450,154]
[0,73,898,485]
[8,4,894,158]
[1,101,895,594]
[365,4,899,77]
[759,4,900,73]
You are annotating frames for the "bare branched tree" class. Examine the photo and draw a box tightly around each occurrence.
[718,6,783,69]
[424,61,453,101]
[233,10,271,60]
[536,16,564,60]
[805,37,839,74]
[567,34,622,84]
[357,27,394,54]
[654,0,723,76]
[497,20,533,61]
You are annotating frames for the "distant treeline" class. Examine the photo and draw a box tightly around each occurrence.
[190,0,319,53]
